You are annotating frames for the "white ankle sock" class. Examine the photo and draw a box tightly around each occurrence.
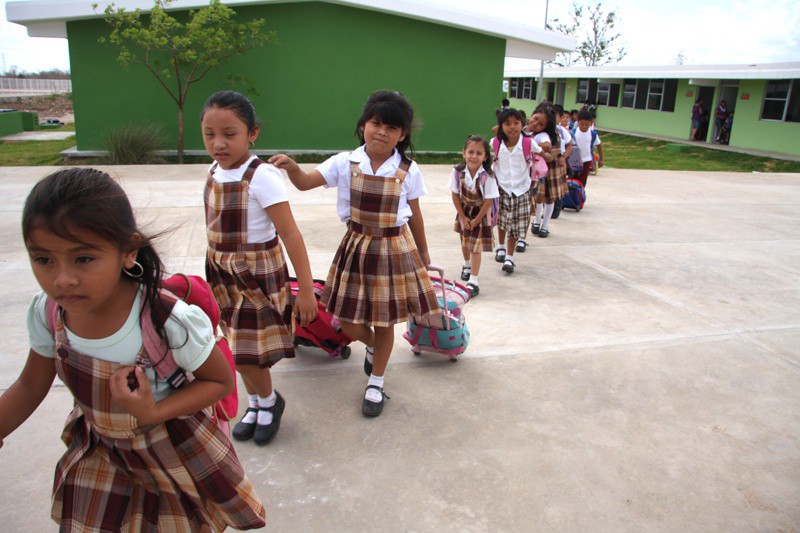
[536,203,544,219]
[256,391,277,425]
[542,203,555,230]
[248,394,258,409]
[463,260,471,268]
[365,346,374,364]
[506,252,514,261]
[366,374,384,402]
[242,394,259,424]
[468,275,479,285]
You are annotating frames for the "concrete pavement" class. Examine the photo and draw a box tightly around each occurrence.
[0,164,798,531]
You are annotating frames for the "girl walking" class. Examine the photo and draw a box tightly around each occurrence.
[491,108,543,273]
[528,106,564,238]
[270,90,439,417]
[201,91,317,445]
[451,135,499,297]
[0,168,266,531]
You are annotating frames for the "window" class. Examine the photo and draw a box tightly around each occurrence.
[596,82,610,105]
[622,79,636,108]
[508,78,538,101]
[662,79,678,112]
[577,79,589,103]
[609,84,620,107]
[761,79,800,122]
[547,82,556,102]
[647,79,664,110]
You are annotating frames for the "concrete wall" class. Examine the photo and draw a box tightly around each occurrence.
[0,111,37,136]
[67,1,505,152]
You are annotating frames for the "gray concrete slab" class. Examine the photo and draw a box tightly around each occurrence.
[0,131,75,141]
[0,165,798,531]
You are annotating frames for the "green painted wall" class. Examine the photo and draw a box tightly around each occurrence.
[509,77,800,157]
[67,2,505,152]
[0,111,25,136]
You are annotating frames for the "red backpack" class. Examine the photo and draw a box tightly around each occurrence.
[45,274,239,434]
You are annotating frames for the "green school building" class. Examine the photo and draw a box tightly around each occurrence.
[504,63,800,158]
[7,0,573,154]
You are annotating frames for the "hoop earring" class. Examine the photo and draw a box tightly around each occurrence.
[123,261,144,278]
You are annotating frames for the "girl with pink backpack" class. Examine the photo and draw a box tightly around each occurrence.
[450,135,500,297]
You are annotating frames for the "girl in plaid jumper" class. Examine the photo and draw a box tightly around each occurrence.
[270,90,440,417]
[0,168,266,531]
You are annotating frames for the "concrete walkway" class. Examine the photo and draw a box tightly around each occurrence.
[0,131,75,141]
[0,164,798,531]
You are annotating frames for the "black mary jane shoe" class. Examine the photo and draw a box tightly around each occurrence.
[538,228,550,238]
[253,391,286,446]
[362,385,389,417]
[232,407,258,441]
[466,282,479,297]
[364,354,373,376]
[460,266,471,281]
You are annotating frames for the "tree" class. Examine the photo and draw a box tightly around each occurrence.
[546,1,627,67]
[98,0,274,163]
[674,50,687,65]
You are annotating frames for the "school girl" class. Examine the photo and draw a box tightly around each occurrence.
[451,135,499,297]
[0,168,266,531]
[528,105,565,238]
[492,108,543,273]
[201,91,317,445]
[270,90,439,417]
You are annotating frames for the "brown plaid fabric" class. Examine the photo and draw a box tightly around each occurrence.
[453,171,495,253]
[321,162,440,326]
[497,188,531,240]
[534,148,569,203]
[50,313,266,531]
[205,160,294,368]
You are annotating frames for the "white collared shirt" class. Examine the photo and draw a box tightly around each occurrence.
[493,138,531,196]
[315,146,427,226]
[448,167,500,199]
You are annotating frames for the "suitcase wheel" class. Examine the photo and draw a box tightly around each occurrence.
[449,356,458,362]
[413,350,421,356]
[575,205,582,213]
[340,346,351,360]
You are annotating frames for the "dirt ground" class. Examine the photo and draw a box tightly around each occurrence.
[0,94,74,123]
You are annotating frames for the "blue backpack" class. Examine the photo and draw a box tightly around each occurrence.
[570,127,598,158]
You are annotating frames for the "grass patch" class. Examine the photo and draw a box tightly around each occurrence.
[600,132,800,172]
[0,136,77,166]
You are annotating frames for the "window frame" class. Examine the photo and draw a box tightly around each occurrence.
[596,82,611,106]
[576,78,589,103]
[647,79,665,111]
[760,79,793,122]
[622,79,636,108]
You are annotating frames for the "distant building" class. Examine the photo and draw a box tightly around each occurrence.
[504,63,800,158]
[7,0,573,154]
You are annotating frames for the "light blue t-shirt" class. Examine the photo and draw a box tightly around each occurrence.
[27,288,216,402]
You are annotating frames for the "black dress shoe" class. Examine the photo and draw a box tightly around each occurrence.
[253,391,286,446]
[231,408,258,441]
[362,385,387,417]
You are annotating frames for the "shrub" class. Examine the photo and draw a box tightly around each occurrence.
[103,123,167,165]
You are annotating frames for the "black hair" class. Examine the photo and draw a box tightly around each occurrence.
[501,98,510,107]
[496,108,525,143]
[455,134,494,176]
[22,168,171,356]
[570,109,579,116]
[355,90,416,163]
[578,109,593,121]
[553,104,565,116]
[532,105,560,147]
[201,90,261,131]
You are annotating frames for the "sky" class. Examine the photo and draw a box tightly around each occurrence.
[1,0,799,73]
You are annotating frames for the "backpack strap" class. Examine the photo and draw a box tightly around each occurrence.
[591,129,598,147]
[140,290,188,390]
[521,135,532,165]
[45,297,59,337]
[491,137,500,161]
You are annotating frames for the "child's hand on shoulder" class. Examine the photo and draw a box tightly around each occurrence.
[268,154,299,173]
[110,366,159,424]
[294,288,318,328]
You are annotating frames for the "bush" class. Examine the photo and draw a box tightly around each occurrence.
[103,123,167,164]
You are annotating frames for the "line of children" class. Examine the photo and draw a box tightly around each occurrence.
[201,91,318,446]
[450,135,499,297]
[528,105,566,239]
[270,90,440,417]
[571,109,604,187]
[0,168,266,530]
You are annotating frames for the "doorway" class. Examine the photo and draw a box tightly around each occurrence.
[556,80,566,106]
[714,82,738,142]
[696,85,715,141]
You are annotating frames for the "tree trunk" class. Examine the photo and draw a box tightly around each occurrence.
[177,104,184,164]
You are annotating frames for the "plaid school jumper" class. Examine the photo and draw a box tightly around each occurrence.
[453,169,495,253]
[320,160,440,327]
[49,305,266,531]
[534,146,569,203]
[205,159,294,368]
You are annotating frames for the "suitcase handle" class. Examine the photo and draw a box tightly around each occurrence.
[426,265,452,331]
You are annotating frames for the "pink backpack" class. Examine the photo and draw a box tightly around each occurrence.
[491,135,548,180]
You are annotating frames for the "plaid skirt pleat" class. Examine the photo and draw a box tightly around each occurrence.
[534,158,569,203]
[321,226,440,327]
[206,240,294,368]
[52,409,266,532]
[497,189,531,240]
[454,204,495,253]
